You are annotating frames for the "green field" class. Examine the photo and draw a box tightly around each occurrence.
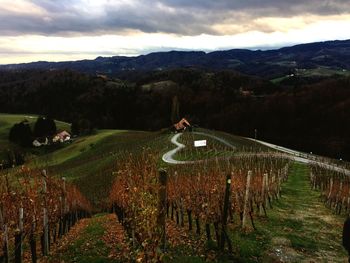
[0,113,70,164]
[0,113,70,139]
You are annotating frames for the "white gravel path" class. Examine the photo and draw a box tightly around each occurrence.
[162,132,235,164]
[162,132,350,175]
[161,133,191,164]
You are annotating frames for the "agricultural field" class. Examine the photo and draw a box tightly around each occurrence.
[0,114,349,262]
[173,129,274,162]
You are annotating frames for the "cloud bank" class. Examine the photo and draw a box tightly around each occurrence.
[1,0,350,63]
[0,0,349,36]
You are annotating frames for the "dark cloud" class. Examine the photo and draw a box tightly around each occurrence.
[101,2,220,35]
[0,0,349,36]
[161,0,350,15]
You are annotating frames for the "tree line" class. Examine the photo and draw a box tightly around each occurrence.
[0,68,349,160]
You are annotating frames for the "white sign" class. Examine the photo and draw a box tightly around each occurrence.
[194,140,207,147]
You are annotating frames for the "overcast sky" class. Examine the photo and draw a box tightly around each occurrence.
[1,0,350,64]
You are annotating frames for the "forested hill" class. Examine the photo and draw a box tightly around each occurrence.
[1,39,350,79]
[0,68,349,160]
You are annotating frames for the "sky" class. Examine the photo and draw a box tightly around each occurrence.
[1,0,350,64]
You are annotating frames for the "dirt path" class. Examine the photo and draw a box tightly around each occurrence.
[162,133,189,164]
[262,163,348,262]
[162,132,236,164]
[40,214,128,263]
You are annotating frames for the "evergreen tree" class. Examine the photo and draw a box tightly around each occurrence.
[34,116,57,137]
[9,120,33,147]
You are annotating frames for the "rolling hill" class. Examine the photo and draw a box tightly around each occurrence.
[2,111,350,262]
[1,39,350,79]
[0,113,273,205]
[1,115,349,262]
[0,113,171,205]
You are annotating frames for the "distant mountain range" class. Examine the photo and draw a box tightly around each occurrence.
[1,39,350,79]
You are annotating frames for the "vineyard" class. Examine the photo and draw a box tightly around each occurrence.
[0,119,349,262]
[45,130,171,206]
[105,130,349,261]
[174,130,274,162]
[109,151,290,261]
[0,167,91,263]
[310,165,350,215]
[174,132,235,161]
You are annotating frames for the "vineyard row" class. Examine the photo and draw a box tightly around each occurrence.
[109,154,290,260]
[0,168,91,263]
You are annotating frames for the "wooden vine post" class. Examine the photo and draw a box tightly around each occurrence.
[277,170,282,197]
[14,207,24,263]
[271,174,276,199]
[242,171,252,229]
[259,173,266,216]
[265,173,270,208]
[42,170,49,256]
[0,205,9,263]
[327,177,334,207]
[219,173,232,251]
[58,196,63,238]
[157,169,167,251]
[62,177,68,235]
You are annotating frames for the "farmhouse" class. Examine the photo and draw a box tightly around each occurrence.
[173,118,191,132]
[53,130,71,143]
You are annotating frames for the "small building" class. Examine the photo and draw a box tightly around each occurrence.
[173,118,191,132]
[53,131,71,143]
[32,137,49,147]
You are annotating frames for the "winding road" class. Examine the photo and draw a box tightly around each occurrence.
[161,132,235,164]
[162,131,350,175]
[161,133,190,164]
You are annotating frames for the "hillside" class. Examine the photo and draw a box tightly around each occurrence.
[0,113,276,205]
[1,39,350,79]
[0,113,70,166]
[0,114,172,205]
[0,68,349,160]
[1,122,349,262]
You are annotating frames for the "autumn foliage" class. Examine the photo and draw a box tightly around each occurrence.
[109,153,163,262]
[0,166,91,261]
[109,151,290,260]
[310,165,350,215]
